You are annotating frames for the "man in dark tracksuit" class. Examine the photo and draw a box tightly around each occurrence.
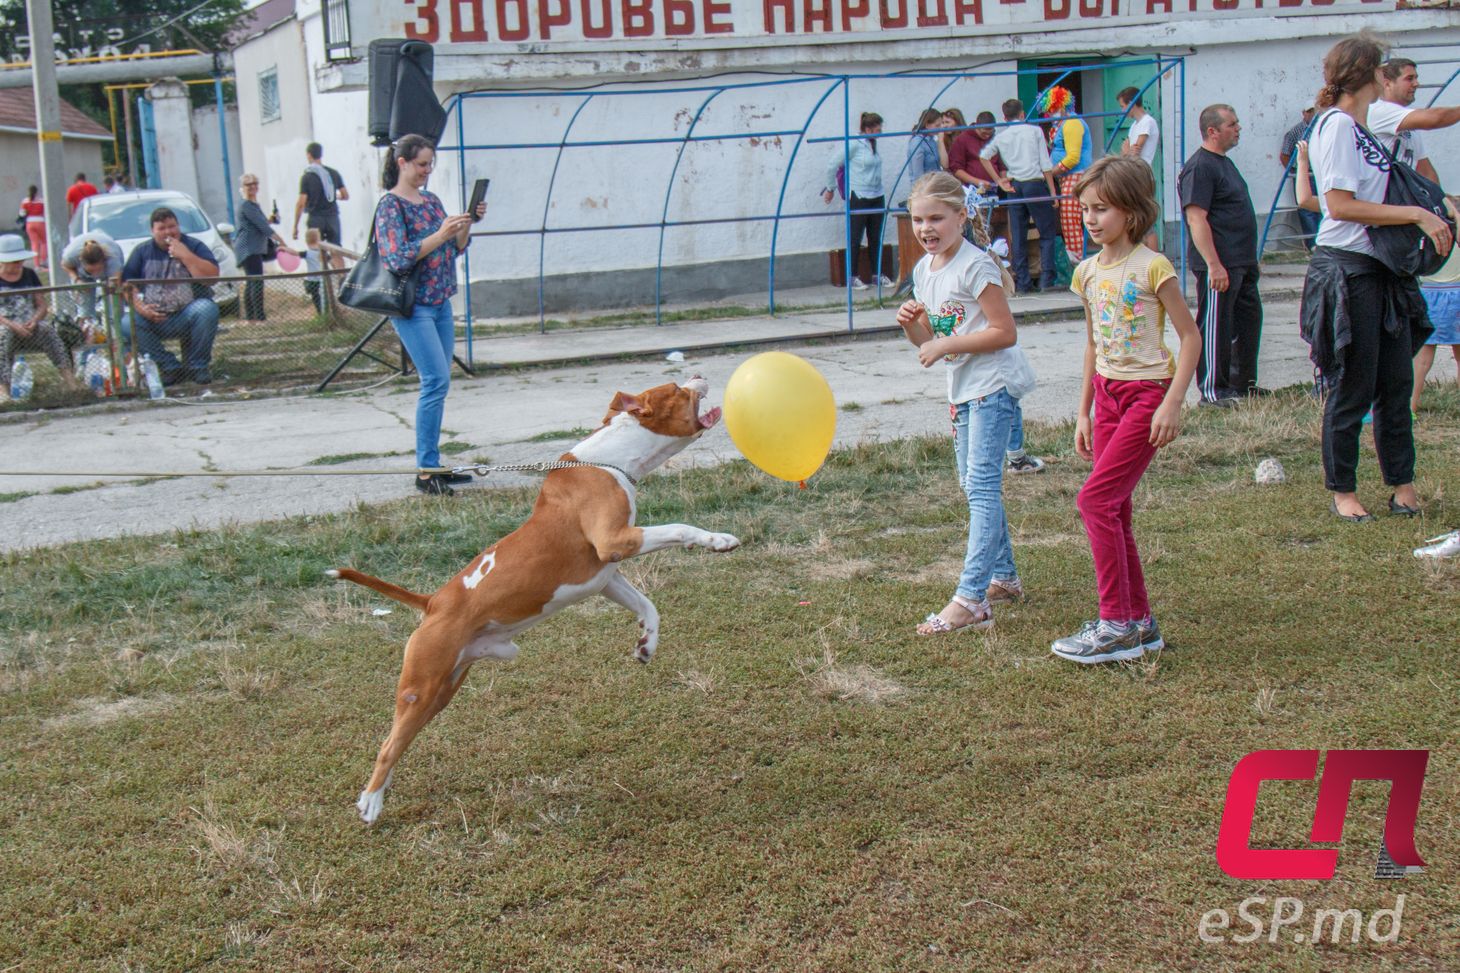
[1180,104,1265,404]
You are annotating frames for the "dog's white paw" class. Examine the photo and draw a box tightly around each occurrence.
[357,788,385,825]
[634,627,659,663]
[705,532,740,552]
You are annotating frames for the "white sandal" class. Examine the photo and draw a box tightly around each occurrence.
[917,594,993,635]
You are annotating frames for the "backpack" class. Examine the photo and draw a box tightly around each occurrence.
[1316,109,1453,277]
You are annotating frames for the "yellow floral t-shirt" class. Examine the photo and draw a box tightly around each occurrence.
[1070,246,1177,381]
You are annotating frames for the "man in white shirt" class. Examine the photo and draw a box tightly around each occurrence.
[1117,87,1160,167]
[1369,58,1460,183]
[1117,86,1162,250]
[980,98,1058,292]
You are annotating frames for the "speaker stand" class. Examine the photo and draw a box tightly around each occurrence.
[316,314,475,392]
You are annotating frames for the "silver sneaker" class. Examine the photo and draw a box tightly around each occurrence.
[1137,616,1166,652]
[1051,620,1144,664]
[1414,530,1460,559]
[1006,454,1046,474]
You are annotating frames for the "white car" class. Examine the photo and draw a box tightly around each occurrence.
[68,189,240,310]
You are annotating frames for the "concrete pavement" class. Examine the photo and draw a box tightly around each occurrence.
[0,266,1315,552]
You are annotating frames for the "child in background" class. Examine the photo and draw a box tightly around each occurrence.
[302,227,324,313]
[1053,157,1200,664]
[979,232,1046,474]
[1412,199,1460,415]
[896,172,1037,635]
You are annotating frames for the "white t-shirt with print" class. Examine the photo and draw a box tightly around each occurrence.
[1129,114,1160,167]
[912,239,1036,404]
[1366,100,1427,170]
[1310,108,1391,255]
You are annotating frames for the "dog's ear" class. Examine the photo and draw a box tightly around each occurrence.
[606,391,651,420]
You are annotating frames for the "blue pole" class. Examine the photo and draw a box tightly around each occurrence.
[1426,65,1460,106]
[1178,56,1187,299]
[768,80,842,316]
[539,95,594,332]
[843,78,853,333]
[214,74,233,225]
[449,96,473,366]
[657,89,725,326]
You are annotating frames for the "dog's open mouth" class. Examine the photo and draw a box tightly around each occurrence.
[698,406,722,429]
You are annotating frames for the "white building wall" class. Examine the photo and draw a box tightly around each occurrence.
[234,17,320,244]
[191,103,244,226]
[297,0,375,253]
[261,6,1460,307]
[0,134,104,212]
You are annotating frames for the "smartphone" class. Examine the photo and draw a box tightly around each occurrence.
[467,178,489,221]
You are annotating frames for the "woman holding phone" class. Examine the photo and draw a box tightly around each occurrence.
[376,134,487,496]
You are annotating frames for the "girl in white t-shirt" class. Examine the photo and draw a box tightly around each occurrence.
[1300,31,1452,523]
[895,172,1036,635]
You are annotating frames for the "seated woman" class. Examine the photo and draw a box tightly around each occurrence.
[0,234,78,402]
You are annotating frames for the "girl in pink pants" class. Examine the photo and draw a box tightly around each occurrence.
[1052,158,1201,665]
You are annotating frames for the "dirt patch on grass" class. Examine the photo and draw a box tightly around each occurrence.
[797,649,909,704]
[43,693,178,731]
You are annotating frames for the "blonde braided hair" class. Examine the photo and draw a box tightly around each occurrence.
[908,172,1015,296]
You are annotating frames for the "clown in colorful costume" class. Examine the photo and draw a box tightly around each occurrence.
[1036,86,1093,260]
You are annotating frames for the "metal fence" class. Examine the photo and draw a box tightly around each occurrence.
[0,258,431,411]
[438,56,1187,339]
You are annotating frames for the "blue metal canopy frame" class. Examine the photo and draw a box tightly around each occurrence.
[433,57,1186,354]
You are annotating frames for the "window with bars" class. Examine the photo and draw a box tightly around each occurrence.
[323,0,354,62]
[259,68,280,124]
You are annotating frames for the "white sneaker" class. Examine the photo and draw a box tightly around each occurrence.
[877,275,894,287]
[850,276,869,290]
[1414,530,1460,559]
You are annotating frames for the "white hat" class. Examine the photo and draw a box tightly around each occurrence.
[0,234,36,262]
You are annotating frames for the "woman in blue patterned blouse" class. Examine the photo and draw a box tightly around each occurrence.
[376,134,485,496]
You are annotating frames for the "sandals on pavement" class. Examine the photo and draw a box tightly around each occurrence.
[917,594,993,635]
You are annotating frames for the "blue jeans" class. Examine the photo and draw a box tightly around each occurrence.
[951,389,1019,603]
[391,301,455,470]
[120,298,219,378]
[1297,207,1321,251]
[1007,399,1026,454]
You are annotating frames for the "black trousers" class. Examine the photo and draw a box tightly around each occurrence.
[241,254,265,321]
[1193,264,1263,401]
[848,193,886,282]
[1321,265,1416,493]
[1007,178,1058,292]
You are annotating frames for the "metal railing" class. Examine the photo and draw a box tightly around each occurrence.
[0,259,425,410]
[436,57,1188,340]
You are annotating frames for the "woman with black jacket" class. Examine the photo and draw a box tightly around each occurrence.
[1300,32,1451,522]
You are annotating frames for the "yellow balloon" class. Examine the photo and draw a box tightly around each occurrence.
[723,352,836,483]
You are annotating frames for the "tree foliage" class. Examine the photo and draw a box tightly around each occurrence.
[0,0,248,167]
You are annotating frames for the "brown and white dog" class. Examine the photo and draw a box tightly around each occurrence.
[328,376,738,824]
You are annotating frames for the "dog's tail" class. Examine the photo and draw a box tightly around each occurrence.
[325,568,430,612]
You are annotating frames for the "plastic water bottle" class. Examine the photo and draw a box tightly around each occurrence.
[9,356,32,401]
[82,350,109,396]
[140,354,165,400]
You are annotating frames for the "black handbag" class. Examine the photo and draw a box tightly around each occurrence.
[264,237,279,262]
[1356,122,1453,277]
[339,195,419,316]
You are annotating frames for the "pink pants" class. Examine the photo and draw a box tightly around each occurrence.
[25,221,46,267]
[1076,375,1169,622]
